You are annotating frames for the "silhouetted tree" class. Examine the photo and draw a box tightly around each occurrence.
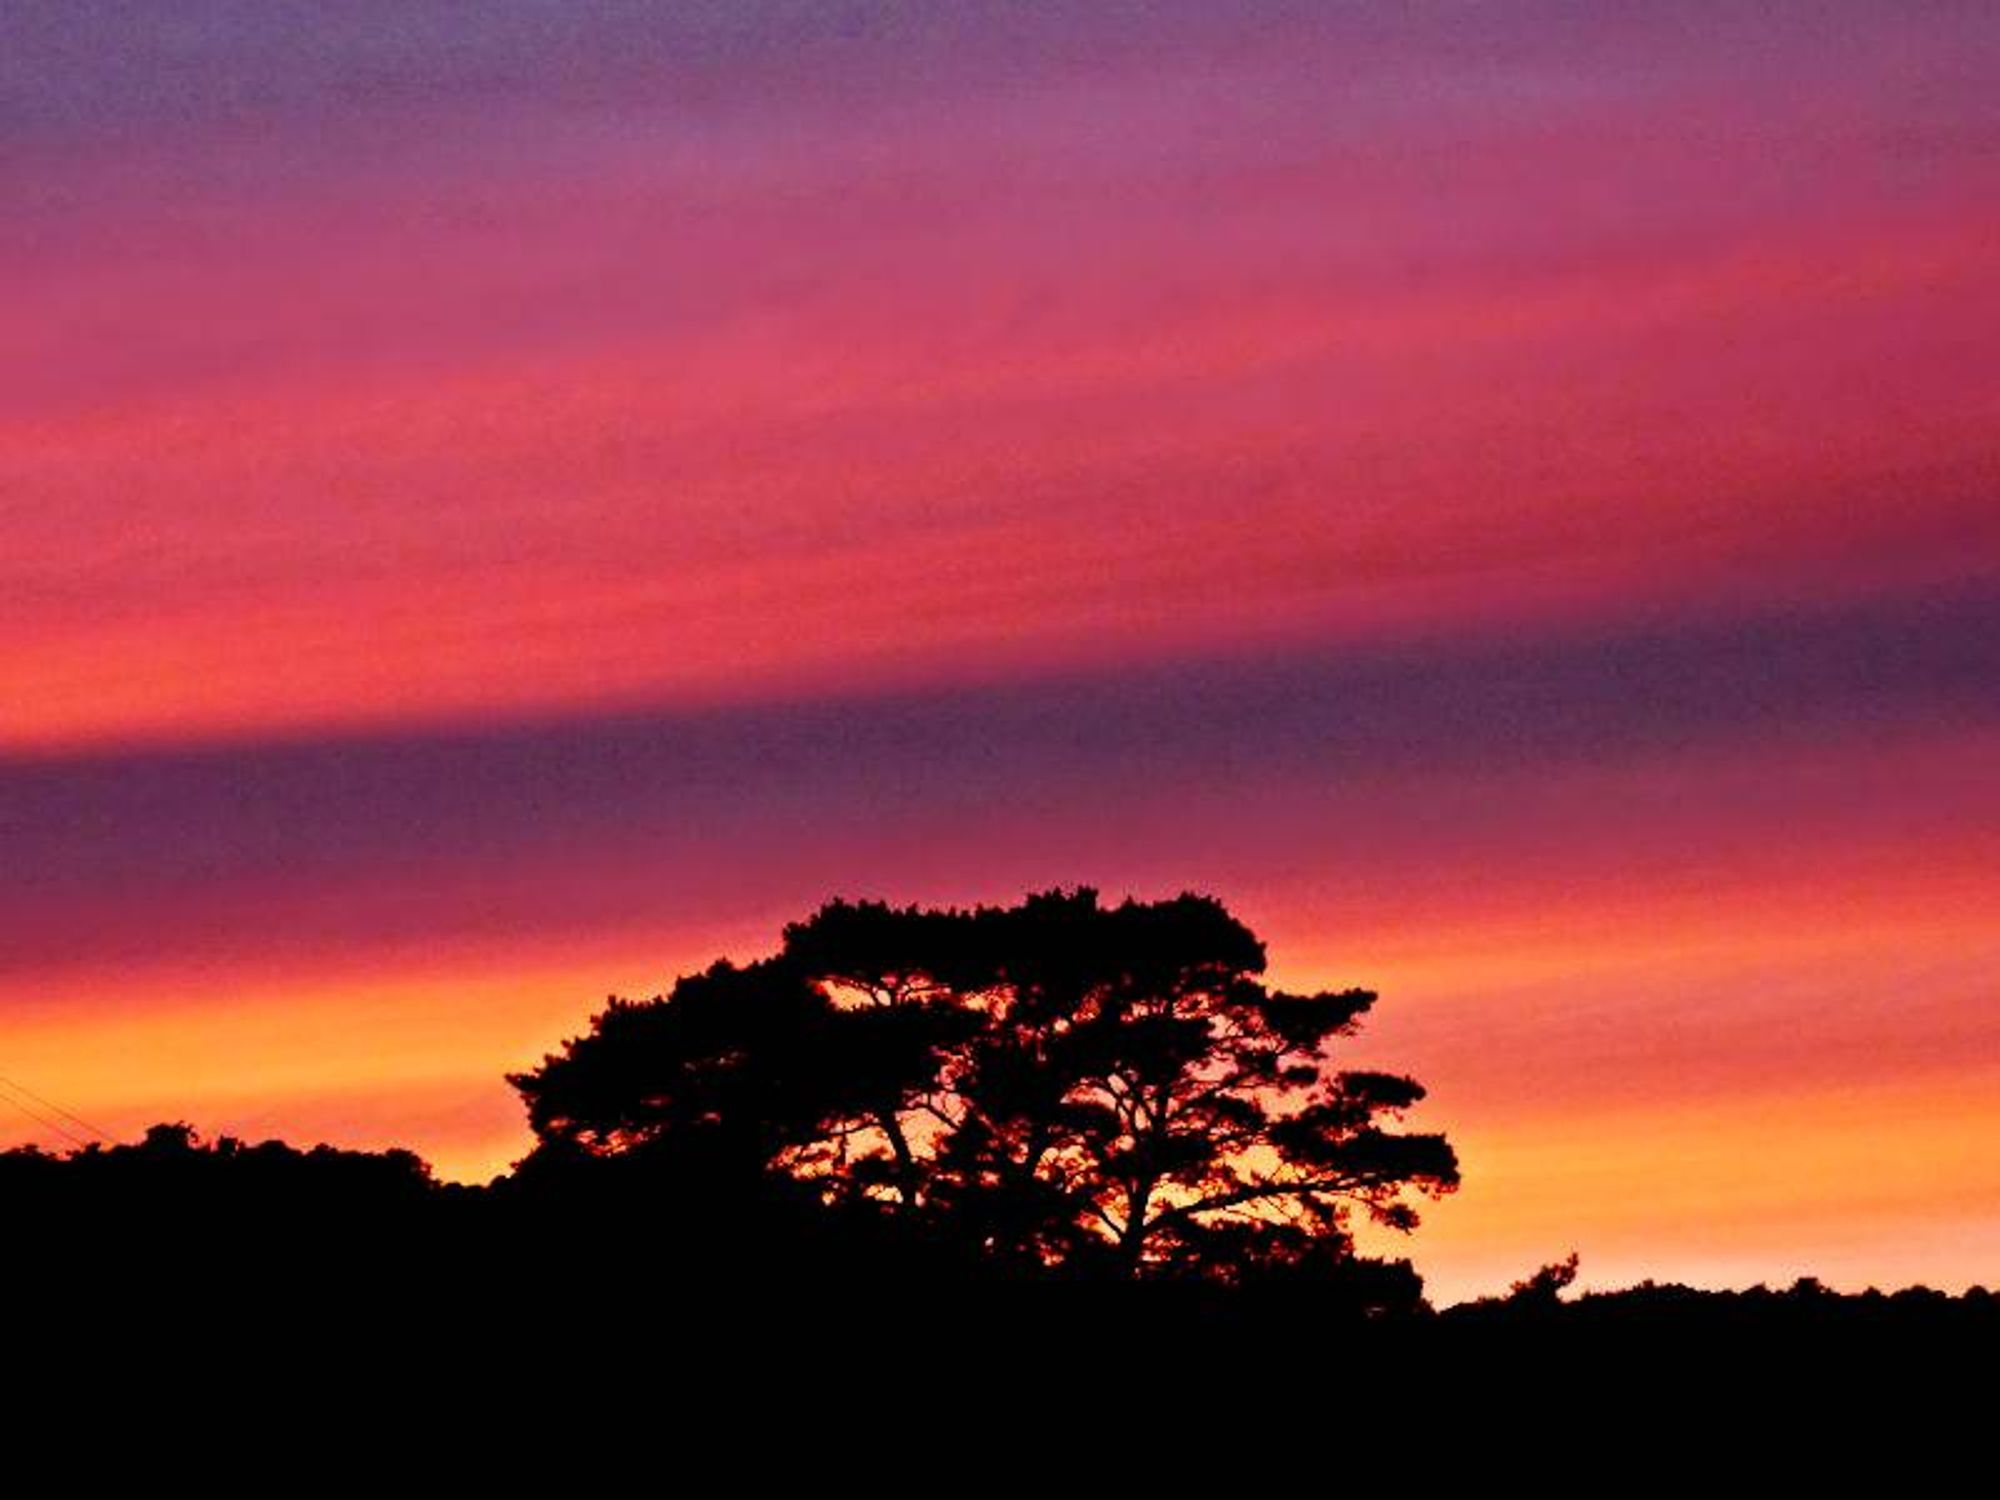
[1504,1252,1581,1307]
[510,889,1459,1288]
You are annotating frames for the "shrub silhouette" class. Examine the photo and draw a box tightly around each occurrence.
[510,888,1460,1292]
[1506,1251,1582,1307]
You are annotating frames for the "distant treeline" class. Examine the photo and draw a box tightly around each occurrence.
[4,1123,1990,1350]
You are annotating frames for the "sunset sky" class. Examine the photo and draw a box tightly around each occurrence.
[4,3,1997,1302]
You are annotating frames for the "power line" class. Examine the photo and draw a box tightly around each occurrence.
[0,1082,91,1150]
[0,1074,113,1143]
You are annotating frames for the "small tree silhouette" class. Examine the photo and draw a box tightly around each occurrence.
[511,889,1459,1285]
[1507,1252,1581,1306]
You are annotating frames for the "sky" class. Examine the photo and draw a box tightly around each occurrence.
[3,2,1997,1302]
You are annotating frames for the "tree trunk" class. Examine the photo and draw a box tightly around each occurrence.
[1119,1178,1156,1276]
[879,1108,921,1209]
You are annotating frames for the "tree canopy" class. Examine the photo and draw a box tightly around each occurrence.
[510,888,1459,1286]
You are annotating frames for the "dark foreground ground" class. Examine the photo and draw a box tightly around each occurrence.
[15,1207,1992,1398]
[5,1131,1991,1428]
